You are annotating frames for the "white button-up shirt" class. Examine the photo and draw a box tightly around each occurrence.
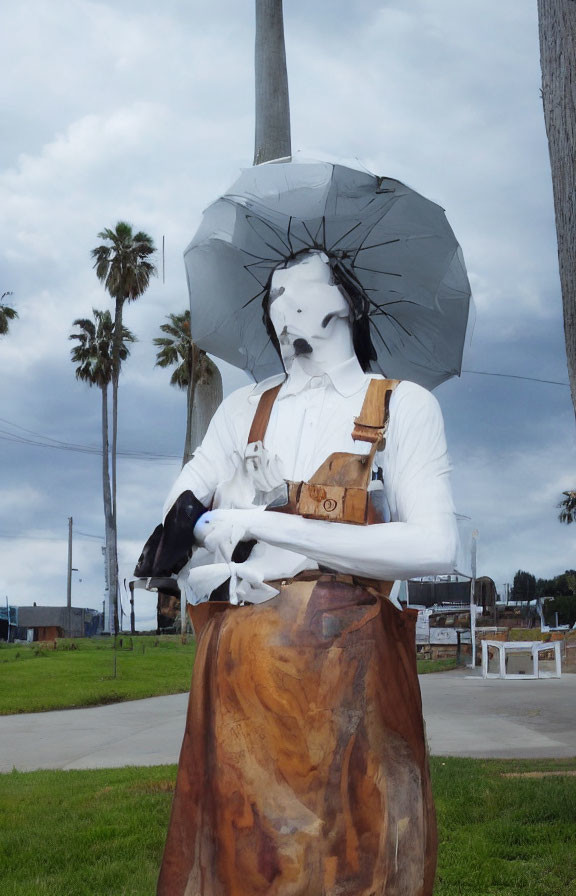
[164,356,458,583]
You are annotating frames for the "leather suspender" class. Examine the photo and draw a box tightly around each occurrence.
[248,378,398,448]
[352,378,397,447]
[247,383,283,445]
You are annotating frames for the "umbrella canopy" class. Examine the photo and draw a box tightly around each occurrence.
[184,161,471,389]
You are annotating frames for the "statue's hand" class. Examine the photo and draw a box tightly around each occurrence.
[193,508,266,562]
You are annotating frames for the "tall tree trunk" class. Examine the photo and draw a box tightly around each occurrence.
[110,296,125,634]
[183,350,223,467]
[183,344,197,468]
[254,0,292,165]
[101,384,115,633]
[538,0,576,417]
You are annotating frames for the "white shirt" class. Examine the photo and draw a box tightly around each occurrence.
[163,356,458,585]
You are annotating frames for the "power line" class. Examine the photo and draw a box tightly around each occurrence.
[0,531,105,541]
[0,533,63,541]
[0,424,180,461]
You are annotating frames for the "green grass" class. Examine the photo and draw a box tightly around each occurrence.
[0,765,174,896]
[417,657,460,674]
[433,757,576,895]
[1,758,575,895]
[0,636,195,714]
[0,636,453,715]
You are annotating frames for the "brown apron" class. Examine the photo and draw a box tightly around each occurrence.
[158,380,437,896]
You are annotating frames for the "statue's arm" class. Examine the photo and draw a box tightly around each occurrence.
[195,382,458,581]
[134,389,245,577]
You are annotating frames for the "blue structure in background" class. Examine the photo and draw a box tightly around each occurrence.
[0,604,18,641]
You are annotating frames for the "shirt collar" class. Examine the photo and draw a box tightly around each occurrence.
[251,355,369,401]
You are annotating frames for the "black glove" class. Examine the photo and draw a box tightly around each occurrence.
[134,490,207,577]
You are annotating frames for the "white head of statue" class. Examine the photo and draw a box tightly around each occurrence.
[267,252,356,375]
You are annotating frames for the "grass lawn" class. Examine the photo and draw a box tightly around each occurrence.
[0,635,452,714]
[0,636,196,715]
[417,657,459,674]
[1,758,575,895]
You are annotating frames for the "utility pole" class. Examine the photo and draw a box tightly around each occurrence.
[66,516,73,637]
[469,529,478,669]
[101,544,111,633]
[254,0,292,165]
[129,581,135,635]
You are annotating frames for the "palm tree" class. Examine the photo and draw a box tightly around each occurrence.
[558,490,576,525]
[69,310,136,632]
[154,310,222,465]
[0,292,18,336]
[91,222,156,633]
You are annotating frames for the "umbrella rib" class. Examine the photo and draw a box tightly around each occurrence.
[240,249,282,262]
[355,238,401,252]
[327,221,363,252]
[312,219,325,246]
[288,229,316,250]
[353,264,402,277]
[385,311,433,352]
[350,210,395,261]
[381,313,417,341]
[369,318,393,356]
[368,296,431,349]
[369,299,420,311]
[301,221,320,249]
[245,215,293,256]
[243,265,272,289]
[371,314,413,352]
[287,217,295,256]
[240,286,267,310]
[252,335,275,365]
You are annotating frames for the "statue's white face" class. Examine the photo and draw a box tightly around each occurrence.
[269,254,354,371]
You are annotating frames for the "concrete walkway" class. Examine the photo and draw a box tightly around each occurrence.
[1,670,575,773]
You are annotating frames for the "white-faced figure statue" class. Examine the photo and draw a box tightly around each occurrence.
[138,249,457,896]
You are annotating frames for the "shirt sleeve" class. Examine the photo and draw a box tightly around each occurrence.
[383,381,455,525]
[162,385,252,520]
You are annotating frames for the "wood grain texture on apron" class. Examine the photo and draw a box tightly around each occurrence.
[158,576,436,896]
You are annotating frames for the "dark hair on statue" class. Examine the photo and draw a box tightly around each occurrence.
[261,250,378,372]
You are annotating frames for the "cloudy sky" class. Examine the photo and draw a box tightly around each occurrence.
[1,0,574,630]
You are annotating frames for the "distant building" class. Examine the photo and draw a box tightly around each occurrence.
[14,606,103,641]
[407,576,497,615]
[474,576,498,616]
[407,578,470,607]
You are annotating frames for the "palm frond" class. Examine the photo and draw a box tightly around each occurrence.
[92,222,157,303]
[558,490,576,525]
[154,310,194,389]
[69,308,135,388]
[0,292,18,336]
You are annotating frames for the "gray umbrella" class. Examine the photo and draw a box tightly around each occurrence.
[184,161,471,389]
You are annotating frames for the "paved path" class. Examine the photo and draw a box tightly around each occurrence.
[1,670,575,772]
[421,669,576,759]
